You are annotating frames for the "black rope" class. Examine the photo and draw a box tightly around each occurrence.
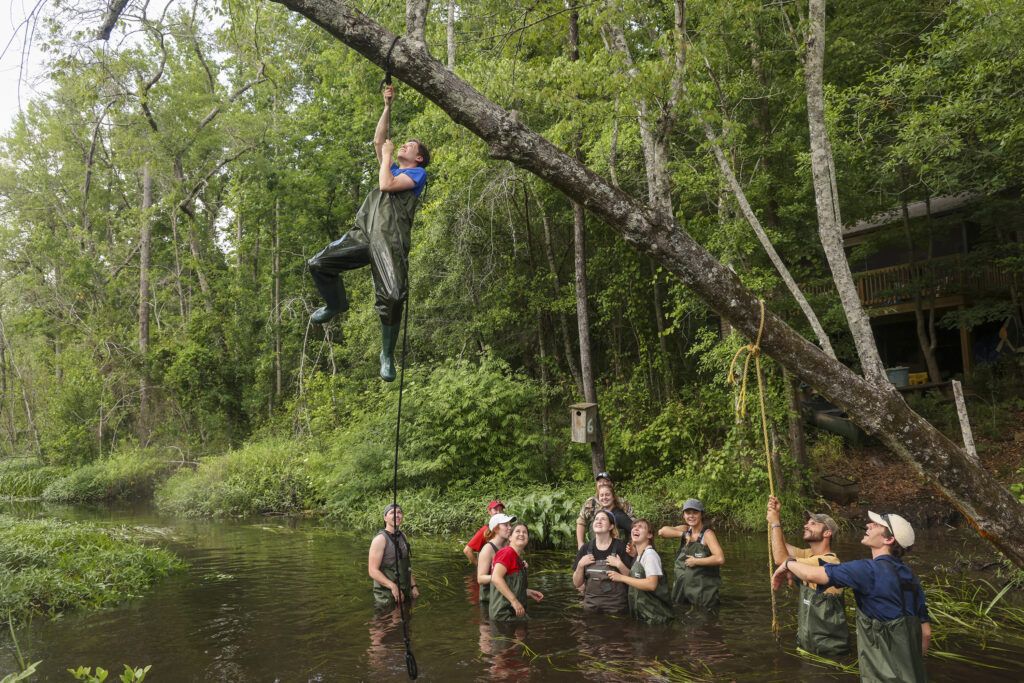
[381,36,401,90]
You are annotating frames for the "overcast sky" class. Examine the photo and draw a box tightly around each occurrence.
[1,0,51,134]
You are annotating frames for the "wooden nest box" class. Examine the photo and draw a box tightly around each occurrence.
[570,403,598,443]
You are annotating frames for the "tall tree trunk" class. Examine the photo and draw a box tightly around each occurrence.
[406,0,428,46]
[446,0,456,69]
[138,163,153,441]
[649,259,674,395]
[574,202,606,474]
[568,2,605,473]
[901,196,942,383]
[274,197,283,400]
[273,0,1024,569]
[170,211,187,320]
[805,0,885,383]
[538,207,584,395]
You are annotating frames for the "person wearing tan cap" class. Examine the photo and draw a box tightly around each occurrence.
[767,495,849,656]
[772,511,931,682]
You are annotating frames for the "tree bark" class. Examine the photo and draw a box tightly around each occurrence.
[274,197,283,400]
[406,0,428,46]
[138,162,153,441]
[272,0,1024,567]
[574,202,606,474]
[901,197,942,383]
[805,0,885,383]
[446,0,456,69]
[701,118,836,359]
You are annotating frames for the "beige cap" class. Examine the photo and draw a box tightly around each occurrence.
[868,511,915,548]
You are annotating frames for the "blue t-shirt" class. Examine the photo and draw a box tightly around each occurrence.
[823,555,929,623]
[390,163,427,197]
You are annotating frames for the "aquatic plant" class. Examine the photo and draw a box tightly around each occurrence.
[41,449,174,503]
[67,665,151,683]
[0,460,67,498]
[0,516,184,626]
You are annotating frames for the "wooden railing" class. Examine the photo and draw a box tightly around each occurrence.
[805,254,1015,307]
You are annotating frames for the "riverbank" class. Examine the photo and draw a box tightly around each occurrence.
[0,515,184,627]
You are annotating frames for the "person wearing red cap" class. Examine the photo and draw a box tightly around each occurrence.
[463,500,507,565]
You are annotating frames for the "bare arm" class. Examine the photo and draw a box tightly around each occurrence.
[378,150,417,193]
[773,557,829,589]
[685,530,725,567]
[463,544,477,565]
[368,535,400,602]
[608,572,658,591]
[921,621,932,655]
[373,85,393,163]
[576,522,586,549]
[572,553,595,588]
[767,497,799,564]
[476,545,496,585]
[658,525,687,539]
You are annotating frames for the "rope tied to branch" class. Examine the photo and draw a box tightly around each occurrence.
[726,300,780,634]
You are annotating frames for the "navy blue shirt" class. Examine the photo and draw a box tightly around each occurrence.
[823,555,930,623]
[390,163,427,197]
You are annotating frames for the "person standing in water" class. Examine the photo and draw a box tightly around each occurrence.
[463,500,507,565]
[571,510,634,614]
[608,518,673,623]
[489,523,544,620]
[367,503,420,609]
[658,498,724,609]
[476,513,516,604]
[767,495,849,656]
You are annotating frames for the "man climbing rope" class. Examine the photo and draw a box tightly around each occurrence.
[767,495,849,656]
[307,84,430,381]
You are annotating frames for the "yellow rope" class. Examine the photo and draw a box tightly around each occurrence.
[726,300,780,634]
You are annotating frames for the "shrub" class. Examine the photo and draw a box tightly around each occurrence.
[41,449,173,504]
[0,516,184,626]
[0,459,68,498]
[154,438,322,517]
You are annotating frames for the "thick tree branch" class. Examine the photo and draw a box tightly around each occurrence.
[96,0,131,41]
[269,0,1024,567]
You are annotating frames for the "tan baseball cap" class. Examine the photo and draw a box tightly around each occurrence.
[868,511,915,548]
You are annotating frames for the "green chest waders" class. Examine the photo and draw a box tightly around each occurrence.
[582,559,628,614]
[489,566,529,621]
[797,582,850,656]
[672,529,721,609]
[855,561,927,683]
[628,551,674,624]
[372,530,413,610]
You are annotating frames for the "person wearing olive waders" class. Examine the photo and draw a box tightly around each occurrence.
[773,512,932,683]
[608,519,674,624]
[658,498,725,609]
[767,495,849,657]
[307,84,429,381]
[368,504,420,610]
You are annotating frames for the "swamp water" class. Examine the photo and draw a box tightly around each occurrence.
[1,502,1022,682]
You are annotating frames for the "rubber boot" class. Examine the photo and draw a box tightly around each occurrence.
[309,271,349,325]
[379,322,401,382]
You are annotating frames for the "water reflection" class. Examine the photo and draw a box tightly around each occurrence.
[1,502,1022,681]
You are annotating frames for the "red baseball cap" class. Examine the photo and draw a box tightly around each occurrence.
[487,500,505,511]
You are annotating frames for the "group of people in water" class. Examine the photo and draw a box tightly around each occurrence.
[370,471,932,682]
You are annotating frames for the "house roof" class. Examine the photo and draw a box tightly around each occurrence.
[843,193,980,238]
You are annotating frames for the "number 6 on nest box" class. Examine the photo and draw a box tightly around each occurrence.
[569,403,598,443]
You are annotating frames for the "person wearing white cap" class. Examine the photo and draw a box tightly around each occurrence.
[476,513,516,604]
[772,511,931,682]
[767,495,849,656]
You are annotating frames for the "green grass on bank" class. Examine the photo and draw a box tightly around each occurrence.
[40,449,175,504]
[0,515,184,626]
[0,460,68,498]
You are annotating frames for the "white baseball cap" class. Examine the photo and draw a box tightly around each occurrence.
[868,511,915,548]
[488,513,517,530]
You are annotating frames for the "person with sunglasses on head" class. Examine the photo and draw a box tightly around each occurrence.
[767,495,849,656]
[575,471,635,549]
[571,509,634,613]
[463,500,507,565]
[772,511,931,682]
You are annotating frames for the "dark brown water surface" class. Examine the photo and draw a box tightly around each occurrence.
[2,502,1022,681]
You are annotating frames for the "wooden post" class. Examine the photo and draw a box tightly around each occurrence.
[952,380,979,465]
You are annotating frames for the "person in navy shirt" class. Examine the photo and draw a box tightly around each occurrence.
[307,84,430,381]
[773,511,931,682]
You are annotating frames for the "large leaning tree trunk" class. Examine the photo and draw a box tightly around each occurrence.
[268,0,1024,568]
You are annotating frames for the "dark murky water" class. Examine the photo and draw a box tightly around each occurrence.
[2,502,1022,681]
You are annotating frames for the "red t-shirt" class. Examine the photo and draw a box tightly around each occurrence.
[493,546,524,575]
[466,524,488,552]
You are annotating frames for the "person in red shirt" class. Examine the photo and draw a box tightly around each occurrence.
[463,500,506,565]
[489,523,544,620]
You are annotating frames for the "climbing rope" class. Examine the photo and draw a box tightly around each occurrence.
[380,39,418,678]
[726,300,780,634]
